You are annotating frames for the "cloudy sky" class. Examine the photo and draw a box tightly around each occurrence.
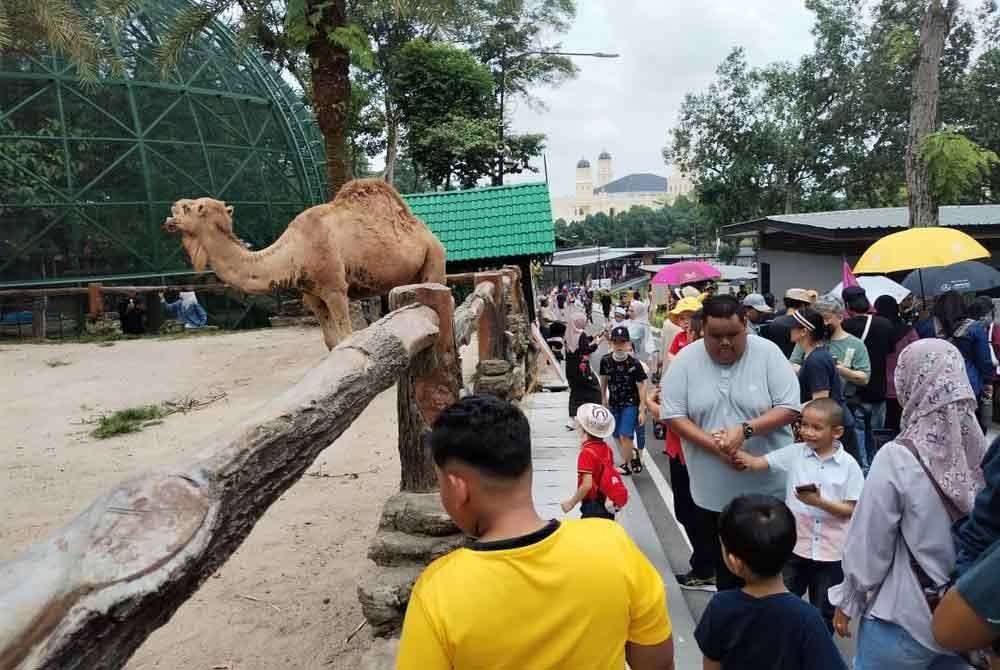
[505,0,819,196]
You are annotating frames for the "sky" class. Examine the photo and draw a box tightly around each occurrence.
[504,0,819,196]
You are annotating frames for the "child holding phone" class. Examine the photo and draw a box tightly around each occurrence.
[733,398,864,632]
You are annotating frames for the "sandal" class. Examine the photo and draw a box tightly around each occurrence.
[631,456,643,474]
[617,463,633,476]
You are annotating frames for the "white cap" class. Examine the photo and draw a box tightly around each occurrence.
[576,403,616,438]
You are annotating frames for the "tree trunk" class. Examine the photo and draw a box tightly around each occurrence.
[306,0,351,198]
[383,104,400,186]
[905,0,957,227]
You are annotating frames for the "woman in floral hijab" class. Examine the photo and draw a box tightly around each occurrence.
[830,339,987,669]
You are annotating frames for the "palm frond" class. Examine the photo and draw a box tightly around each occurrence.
[154,0,236,76]
[26,0,108,83]
[0,4,11,50]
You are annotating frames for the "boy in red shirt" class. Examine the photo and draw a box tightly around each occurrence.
[561,403,618,519]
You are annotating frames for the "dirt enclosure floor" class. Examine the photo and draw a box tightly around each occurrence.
[1,327,400,668]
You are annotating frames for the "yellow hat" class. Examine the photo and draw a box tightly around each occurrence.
[670,297,702,315]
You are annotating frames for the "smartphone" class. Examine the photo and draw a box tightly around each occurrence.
[795,483,819,494]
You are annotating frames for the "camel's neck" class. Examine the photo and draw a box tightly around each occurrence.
[200,226,299,294]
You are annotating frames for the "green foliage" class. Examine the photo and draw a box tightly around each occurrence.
[392,38,516,188]
[0,0,121,82]
[91,405,164,439]
[667,0,999,226]
[329,23,374,69]
[556,201,717,252]
[920,127,1000,203]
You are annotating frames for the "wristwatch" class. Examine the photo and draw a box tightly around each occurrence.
[742,422,754,440]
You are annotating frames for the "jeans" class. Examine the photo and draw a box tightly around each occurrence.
[852,401,886,473]
[692,505,743,590]
[855,618,970,670]
[783,554,843,632]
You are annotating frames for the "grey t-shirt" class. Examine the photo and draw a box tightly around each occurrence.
[661,335,802,512]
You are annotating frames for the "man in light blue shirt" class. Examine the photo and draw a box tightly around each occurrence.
[661,294,800,589]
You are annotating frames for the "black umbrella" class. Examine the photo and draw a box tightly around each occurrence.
[902,261,1000,297]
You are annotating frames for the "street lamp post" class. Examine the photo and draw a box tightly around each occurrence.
[496,50,619,186]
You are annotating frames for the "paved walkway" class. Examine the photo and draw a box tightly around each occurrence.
[522,391,701,668]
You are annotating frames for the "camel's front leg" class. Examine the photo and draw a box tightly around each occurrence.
[322,290,353,350]
[302,293,339,350]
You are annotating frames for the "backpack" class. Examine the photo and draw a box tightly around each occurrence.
[584,445,629,510]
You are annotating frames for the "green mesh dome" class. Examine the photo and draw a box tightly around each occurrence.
[0,2,326,285]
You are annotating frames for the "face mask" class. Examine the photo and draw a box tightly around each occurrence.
[612,351,629,362]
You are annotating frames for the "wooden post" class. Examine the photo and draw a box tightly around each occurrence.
[30,298,47,339]
[389,283,461,492]
[474,272,504,362]
[144,291,163,334]
[87,283,103,315]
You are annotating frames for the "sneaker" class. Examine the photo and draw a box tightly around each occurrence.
[565,418,577,431]
[676,571,717,592]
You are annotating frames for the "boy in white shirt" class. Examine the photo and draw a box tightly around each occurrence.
[734,398,864,632]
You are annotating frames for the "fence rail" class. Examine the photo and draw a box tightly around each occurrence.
[0,267,534,669]
[0,304,439,670]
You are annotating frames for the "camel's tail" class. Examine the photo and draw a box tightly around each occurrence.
[332,178,418,234]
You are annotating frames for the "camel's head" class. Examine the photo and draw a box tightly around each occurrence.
[164,198,235,272]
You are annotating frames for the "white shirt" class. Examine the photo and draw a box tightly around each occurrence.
[766,442,864,561]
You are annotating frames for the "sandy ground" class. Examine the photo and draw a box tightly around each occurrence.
[0,327,400,668]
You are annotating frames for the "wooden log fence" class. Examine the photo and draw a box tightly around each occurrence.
[0,268,536,667]
[0,303,440,670]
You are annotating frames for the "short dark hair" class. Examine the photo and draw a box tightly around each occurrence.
[784,297,810,311]
[429,395,532,479]
[718,495,796,577]
[763,293,776,308]
[804,397,845,428]
[702,295,743,321]
[794,307,834,342]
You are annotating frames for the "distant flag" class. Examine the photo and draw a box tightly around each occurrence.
[842,256,859,289]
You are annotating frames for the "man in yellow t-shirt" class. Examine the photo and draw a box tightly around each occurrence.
[396,395,674,670]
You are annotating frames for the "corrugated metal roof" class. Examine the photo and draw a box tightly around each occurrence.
[547,250,635,267]
[737,205,1000,231]
[403,183,556,262]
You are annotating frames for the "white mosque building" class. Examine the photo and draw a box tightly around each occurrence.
[550,151,695,223]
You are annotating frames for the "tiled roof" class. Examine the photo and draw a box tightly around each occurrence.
[403,183,556,262]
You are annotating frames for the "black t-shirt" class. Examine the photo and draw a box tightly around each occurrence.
[842,314,893,402]
[598,353,647,408]
[799,347,854,428]
[762,314,798,358]
[695,590,846,670]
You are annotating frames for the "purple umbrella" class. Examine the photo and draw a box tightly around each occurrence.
[651,260,722,286]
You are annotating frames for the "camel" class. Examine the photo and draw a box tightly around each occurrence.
[164,178,447,349]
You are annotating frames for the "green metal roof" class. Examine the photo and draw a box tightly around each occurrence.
[403,183,556,262]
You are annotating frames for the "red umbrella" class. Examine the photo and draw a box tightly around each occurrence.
[651,260,721,286]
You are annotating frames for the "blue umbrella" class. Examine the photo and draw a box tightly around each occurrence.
[902,261,1000,297]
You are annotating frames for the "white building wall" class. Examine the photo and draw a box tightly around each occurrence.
[757,248,846,301]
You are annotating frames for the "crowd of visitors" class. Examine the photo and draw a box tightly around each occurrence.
[394,278,1000,670]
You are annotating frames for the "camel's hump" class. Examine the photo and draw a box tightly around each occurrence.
[332,178,418,233]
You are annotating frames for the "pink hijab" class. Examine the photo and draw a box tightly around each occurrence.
[895,338,987,515]
[566,313,588,354]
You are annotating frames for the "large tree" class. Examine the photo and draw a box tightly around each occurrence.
[666,0,999,230]
[906,0,961,226]
[462,0,578,184]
